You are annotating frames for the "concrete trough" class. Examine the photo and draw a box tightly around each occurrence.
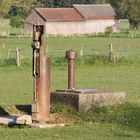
[51,89,125,112]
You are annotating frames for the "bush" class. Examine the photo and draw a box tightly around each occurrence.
[10,16,23,28]
[105,26,113,35]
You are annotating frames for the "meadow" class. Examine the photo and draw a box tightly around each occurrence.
[0,19,140,140]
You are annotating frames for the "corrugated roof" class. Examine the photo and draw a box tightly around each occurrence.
[35,8,85,22]
[73,4,118,20]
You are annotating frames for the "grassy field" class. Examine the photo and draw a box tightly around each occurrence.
[0,19,140,139]
[0,64,140,140]
[0,18,26,36]
[0,65,140,105]
[0,37,140,59]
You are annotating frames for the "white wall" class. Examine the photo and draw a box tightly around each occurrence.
[84,19,119,33]
[45,19,119,36]
[45,21,85,35]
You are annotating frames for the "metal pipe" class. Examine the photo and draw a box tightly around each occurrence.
[66,50,77,90]
[36,56,51,122]
[31,25,51,123]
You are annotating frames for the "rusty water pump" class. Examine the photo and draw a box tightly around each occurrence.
[31,24,50,123]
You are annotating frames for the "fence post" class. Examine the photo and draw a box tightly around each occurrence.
[109,43,116,64]
[80,47,83,57]
[16,48,20,67]
[112,52,116,64]
[109,43,113,60]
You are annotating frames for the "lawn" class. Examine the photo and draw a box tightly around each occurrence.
[0,19,140,140]
[0,63,140,140]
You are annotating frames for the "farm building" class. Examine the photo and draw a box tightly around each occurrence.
[25,4,119,36]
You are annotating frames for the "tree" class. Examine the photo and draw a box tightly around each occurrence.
[9,0,37,17]
[10,16,23,28]
[110,0,140,29]
[121,0,140,29]
[0,0,19,17]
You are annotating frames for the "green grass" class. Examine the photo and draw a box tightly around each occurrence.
[0,19,140,64]
[0,37,140,60]
[120,19,140,36]
[0,19,140,140]
[0,65,140,105]
[0,18,26,36]
[0,64,140,139]
[1,123,139,140]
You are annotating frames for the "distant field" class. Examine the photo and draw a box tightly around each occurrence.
[0,37,140,60]
[0,18,26,35]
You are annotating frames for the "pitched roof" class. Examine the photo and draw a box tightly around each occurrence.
[73,4,118,20]
[27,4,118,22]
[35,8,85,22]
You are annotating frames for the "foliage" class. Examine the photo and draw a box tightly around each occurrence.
[109,0,140,29]
[122,0,140,29]
[10,16,23,28]
[0,0,19,16]
[105,26,113,35]
[8,0,37,17]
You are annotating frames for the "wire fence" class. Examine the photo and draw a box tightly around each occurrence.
[1,34,140,67]
[0,44,139,67]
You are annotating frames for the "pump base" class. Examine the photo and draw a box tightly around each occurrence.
[51,89,125,112]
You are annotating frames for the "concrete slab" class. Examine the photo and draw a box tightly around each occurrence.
[0,115,65,128]
[0,115,32,126]
[51,89,125,112]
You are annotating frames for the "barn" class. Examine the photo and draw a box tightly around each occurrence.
[25,4,119,36]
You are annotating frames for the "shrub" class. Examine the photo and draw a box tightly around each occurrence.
[105,26,113,35]
[10,16,23,28]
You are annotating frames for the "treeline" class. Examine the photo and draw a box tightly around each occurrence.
[0,0,140,29]
[0,0,109,17]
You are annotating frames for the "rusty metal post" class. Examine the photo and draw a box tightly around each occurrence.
[31,24,50,123]
[36,56,51,122]
[66,50,77,90]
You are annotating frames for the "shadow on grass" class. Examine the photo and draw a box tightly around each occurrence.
[78,103,140,132]
[0,105,31,116]
[15,105,31,115]
[0,107,9,116]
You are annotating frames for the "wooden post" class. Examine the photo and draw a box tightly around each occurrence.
[109,43,113,61]
[80,47,83,57]
[109,43,116,64]
[16,48,20,67]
